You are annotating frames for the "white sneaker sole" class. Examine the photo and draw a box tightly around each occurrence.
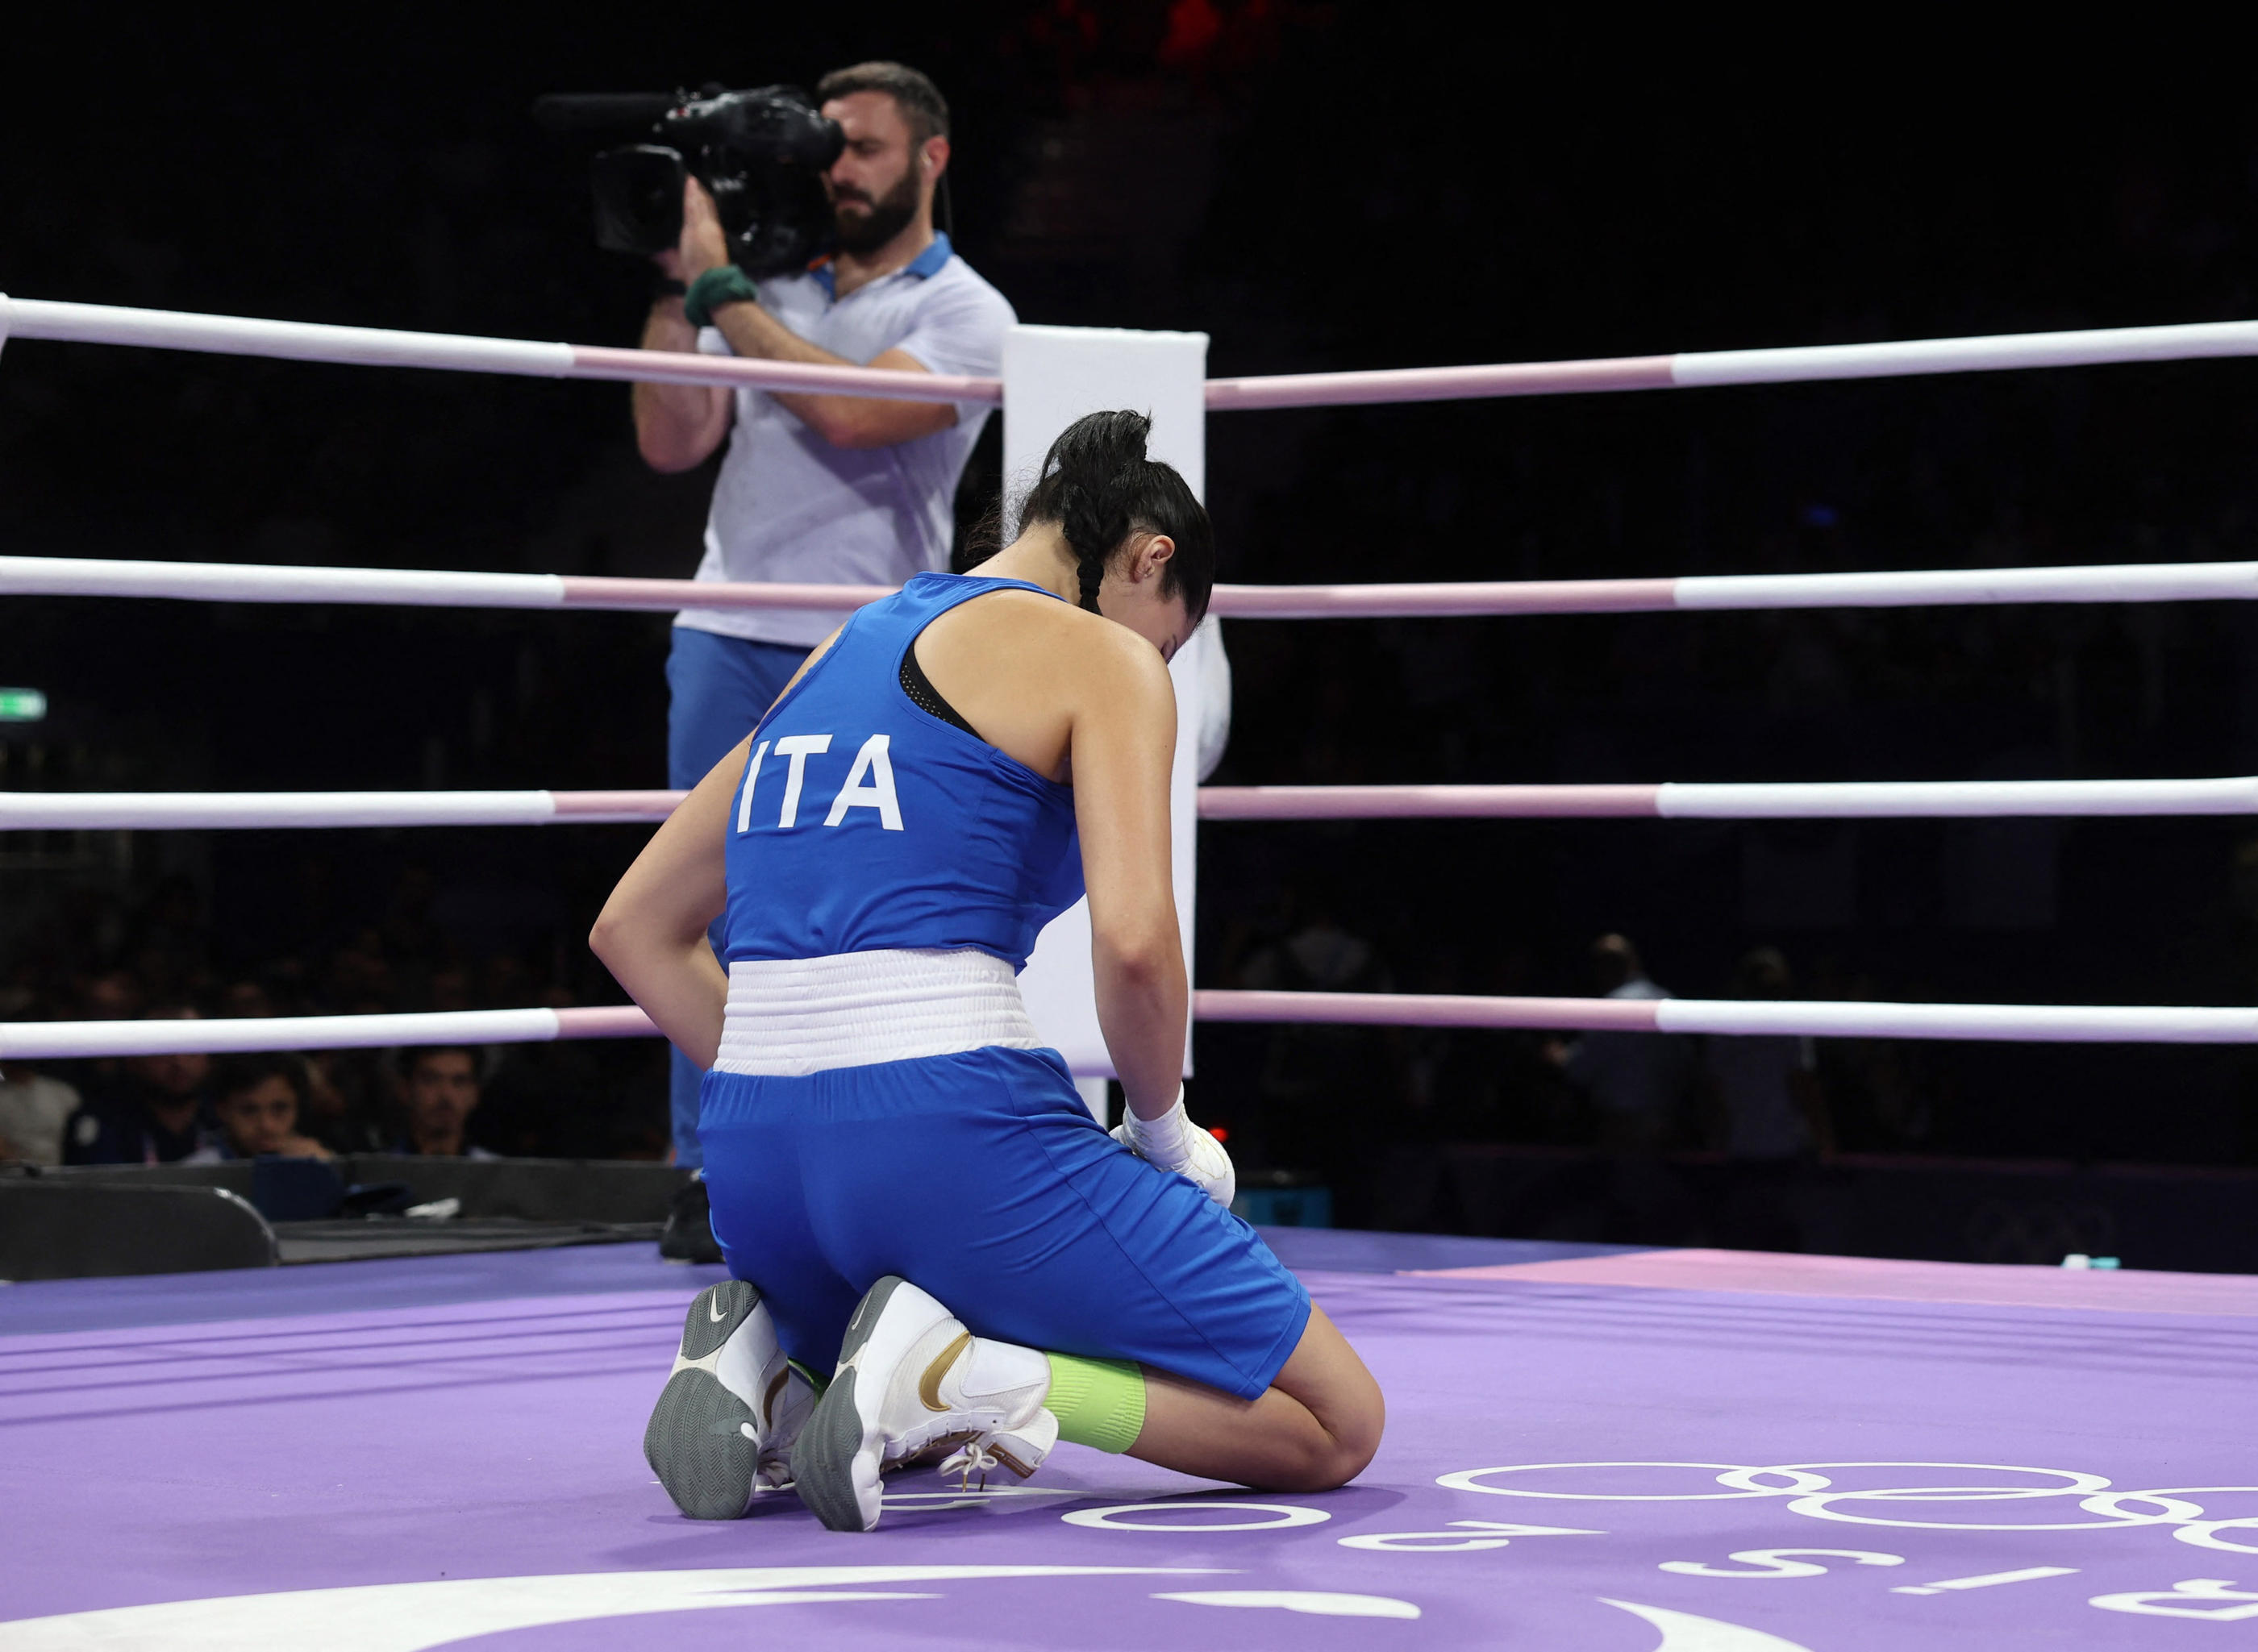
[796,1275,952,1533]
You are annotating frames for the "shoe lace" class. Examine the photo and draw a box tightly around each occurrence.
[937,1436,1001,1491]
[736,1422,795,1492]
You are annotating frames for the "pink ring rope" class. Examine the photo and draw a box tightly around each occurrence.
[7,556,2258,618]
[13,298,2258,1053]
[7,992,2257,1061]
[17,295,2258,408]
[6,778,2256,831]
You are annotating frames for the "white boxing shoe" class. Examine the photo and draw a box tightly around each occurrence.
[794,1275,1058,1533]
[643,1279,816,1519]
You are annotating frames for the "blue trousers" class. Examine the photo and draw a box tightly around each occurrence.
[664,624,810,1167]
[702,1048,1312,1396]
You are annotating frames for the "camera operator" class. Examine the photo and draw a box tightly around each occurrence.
[631,61,1014,1167]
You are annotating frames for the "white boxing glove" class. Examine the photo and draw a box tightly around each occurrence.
[1112,1087,1235,1208]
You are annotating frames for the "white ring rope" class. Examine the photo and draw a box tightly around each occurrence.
[0,555,890,613]
[0,298,993,406]
[9,777,2258,831]
[8,992,2257,1060]
[0,792,677,830]
[1198,992,2258,1043]
[1204,778,2258,821]
[0,1005,652,1061]
[15,293,2258,409]
[15,300,2258,1066]
[1206,320,2258,407]
[9,554,2258,618]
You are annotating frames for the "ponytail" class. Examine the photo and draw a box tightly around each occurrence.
[1015,410,1214,622]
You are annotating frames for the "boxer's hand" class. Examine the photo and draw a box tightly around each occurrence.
[1112,1088,1236,1208]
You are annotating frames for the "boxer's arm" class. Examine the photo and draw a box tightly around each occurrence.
[1070,626,1235,1205]
[589,736,747,1070]
[1070,629,1186,1124]
[588,627,844,1067]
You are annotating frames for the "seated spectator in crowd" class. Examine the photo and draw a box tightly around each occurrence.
[0,1059,81,1166]
[65,967,145,1113]
[1705,947,1833,1160]
[197,1054,332,1161]
[1235,890,1392,1224]
[79,967,143,1023]
[219,975,387,1152]
[396,1045,497,1159]
[63,1008,220,1164]
[308,1048,401,1155]
[1551,934,1693,1151]
[221,978,275,1020]
[477,988,610,1159]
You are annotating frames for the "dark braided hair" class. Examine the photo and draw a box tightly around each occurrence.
[1014,410,1214,622]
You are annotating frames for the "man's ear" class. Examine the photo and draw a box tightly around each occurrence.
[923,135,951,179]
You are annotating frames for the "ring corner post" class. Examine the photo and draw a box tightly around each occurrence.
[1006,324,1218,1117]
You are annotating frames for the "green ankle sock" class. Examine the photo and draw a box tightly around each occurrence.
[1044,1353,1146,1453]
[787,1357,829,1396]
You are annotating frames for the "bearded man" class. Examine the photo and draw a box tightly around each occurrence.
[630,62,1014,1168]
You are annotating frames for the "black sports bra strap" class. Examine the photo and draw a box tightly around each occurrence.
[900,635,981,739]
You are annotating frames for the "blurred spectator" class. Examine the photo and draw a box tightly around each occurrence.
[308,1048,401,1154]
[80,969,142,1022]
[63,1007,219,1164]
[479,953,533,1011]
[1238,890,1391,1223]
[196,1054,332,1162]
[69,967,144,1099]
[1813,965,1938,1151]
[477,988,610,1158]
[396,1046,496,1159]
[327,933,395,1012]
[221,979,275,1020]
[1393,947,1505,1142]
[0,1059,81,1165]
[1550,934,1693,1151]
[380,866,444,966]
[1704,947,1833,1160]
[427,966,473,1014]
[217,973,388,1151]
[126,875,209,1000]
[1237,891,1388,999]
[1704,947,1833,1251]
[1545,934,1700,1244]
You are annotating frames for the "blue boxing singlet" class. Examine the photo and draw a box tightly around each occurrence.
[696,571,1314,1400]
[718,572,1085,968]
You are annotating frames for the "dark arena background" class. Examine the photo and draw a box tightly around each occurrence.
[6,14,2258,1649]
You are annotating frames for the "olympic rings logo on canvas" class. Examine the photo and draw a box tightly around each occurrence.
[1435,1462,2258,1552]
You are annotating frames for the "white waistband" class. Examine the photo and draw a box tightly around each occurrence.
[714,948,1041,1077]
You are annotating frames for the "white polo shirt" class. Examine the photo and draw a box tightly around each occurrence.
[678,233,1015,649]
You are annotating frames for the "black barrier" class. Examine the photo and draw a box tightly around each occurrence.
[0,1181,277,1280]
[1,1159,694,1279]
[19,1157,687,1221]
[1372,1144,2258,1271]
[331,1156,689,1224]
